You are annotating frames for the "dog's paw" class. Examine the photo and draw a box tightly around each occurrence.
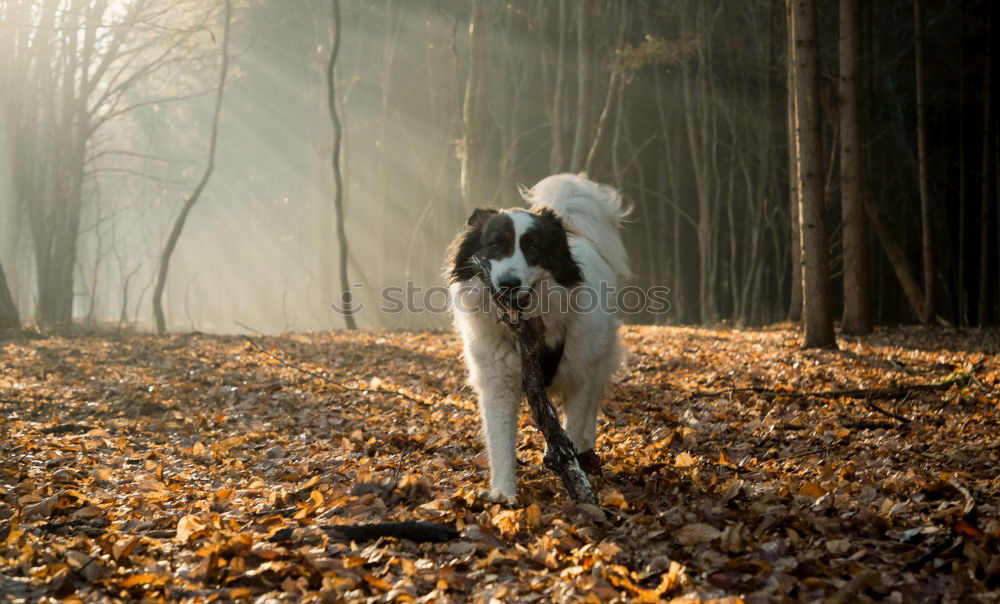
[576,449,603,475]
[479,488,518,507]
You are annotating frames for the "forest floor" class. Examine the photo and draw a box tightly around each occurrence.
[1,324,998,602]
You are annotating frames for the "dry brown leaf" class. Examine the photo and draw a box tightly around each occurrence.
[677,523,722,546]
[22,494,58,519]
[524,503,542,529]
[675,451,696,467]
[799,481,826,498]
[600,488,628,510]
[175,514,207,543]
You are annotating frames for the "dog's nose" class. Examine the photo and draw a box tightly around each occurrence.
[497,276,521,292]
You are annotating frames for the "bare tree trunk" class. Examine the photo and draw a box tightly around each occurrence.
[118,264,140,331]
[786,0,802,323]
[957,1,968,326]
[789,0,835,348]
[327,0,356,330]
[652,67,681,322]
[568,0,590,173]
[371,0,401,297]
[459,0,481,210]
[682,2,721,324]
[152,0,231,335]
[653,66,686,323]
[915,0,935,325]
[549,0,567,173]
[19,1,81,328]
[0,259,19,331]
[839,0,871,334]
[979,6,993,326]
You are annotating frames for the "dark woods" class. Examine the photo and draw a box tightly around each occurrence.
[451,0,1000,330]
[454,0,1000,333]
[0,0,996,333]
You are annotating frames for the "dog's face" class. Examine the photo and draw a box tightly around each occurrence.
[447,208,582,305]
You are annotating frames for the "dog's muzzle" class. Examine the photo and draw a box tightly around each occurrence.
[496,277,532,310]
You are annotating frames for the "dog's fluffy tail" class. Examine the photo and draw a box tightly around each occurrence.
[520,173,631,280]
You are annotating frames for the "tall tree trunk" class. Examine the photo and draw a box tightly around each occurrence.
[839,0,871,334]
[978,6,993,326]
[568,0,590,172]
[458,0,481,210]
[0,259,19,331]
[914,0,935,325]
[653,67,682,322]
[789,0,836,348]
[152,0,232,335]
[785,0,802,323]
[21,0,84,328]
[371,0,401,301]
[327,0,356,330]
[682,2,720,324]
[957,1,968,326]
[549,0,567,173]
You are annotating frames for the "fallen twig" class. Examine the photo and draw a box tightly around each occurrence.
[691,379,971,427]
[40,523,176,539]
[325,521,458,543]
[785,445,836,460]
[905,535,962,570]
[842,420,905,430]
[250,506,301,518]
[948,478,975,516]
[691,380,961,402]
[863,398,911,424]
[266,521,457,544]
[39,423,95,435]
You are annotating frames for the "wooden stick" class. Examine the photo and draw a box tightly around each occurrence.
[471,257,598,505]
[690,380,964,403]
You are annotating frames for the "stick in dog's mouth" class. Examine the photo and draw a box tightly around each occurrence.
[471,255,521,325]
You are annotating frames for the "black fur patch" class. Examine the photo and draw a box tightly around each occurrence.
[478,213,516,260]
[525,209,583,287]
[445,208,499,283]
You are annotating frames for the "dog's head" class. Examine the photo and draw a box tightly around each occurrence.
[446,208,582,306]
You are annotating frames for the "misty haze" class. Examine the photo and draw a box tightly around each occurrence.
[1,1,998,602]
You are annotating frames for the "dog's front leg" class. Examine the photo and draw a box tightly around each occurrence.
[478,389,519,503]
[562,379,603,473]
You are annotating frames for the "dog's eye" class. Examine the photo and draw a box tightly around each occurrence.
[524,245,539,259]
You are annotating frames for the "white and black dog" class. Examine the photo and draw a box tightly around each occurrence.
[445,173,630,502]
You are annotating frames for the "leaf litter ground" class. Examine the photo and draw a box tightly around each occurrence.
[1,325,998,602]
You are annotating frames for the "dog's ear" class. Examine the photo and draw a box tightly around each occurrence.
[467,208,497,227]
[445,208,496,284]
[536,208,560,222]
